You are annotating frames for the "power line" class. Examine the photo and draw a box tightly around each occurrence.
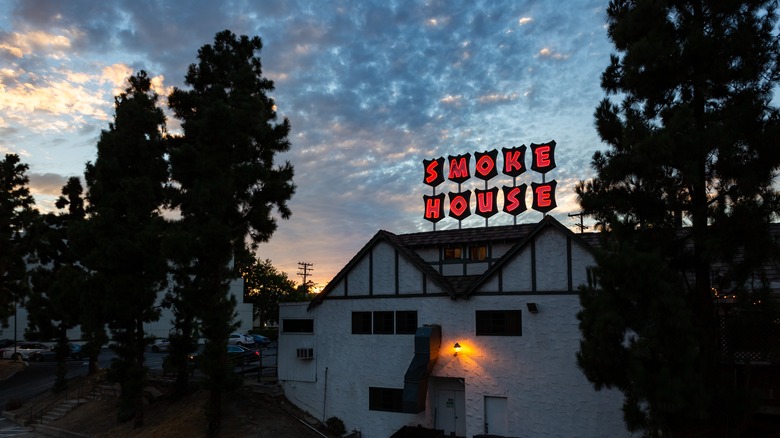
[297,262,314,286]
[568,212,589,234]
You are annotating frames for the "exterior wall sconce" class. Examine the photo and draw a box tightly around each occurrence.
[526,302,539,314]
[453,342,461,356]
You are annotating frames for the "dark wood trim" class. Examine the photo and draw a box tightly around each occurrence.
[369,250,374,296]
[531,239,537,292]
[395,249,400,295]
[567,236,573,292]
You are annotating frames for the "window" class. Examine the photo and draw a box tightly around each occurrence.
[395,311,418,334]
[369,387,403,412]
[282,319,314,333]
[444,246,462,260]
[352,312,372,334]
[476,310,522,336]
[373,311,395,334]
[469,245,488,261]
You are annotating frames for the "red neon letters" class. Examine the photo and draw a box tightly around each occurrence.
[423,142,557,223]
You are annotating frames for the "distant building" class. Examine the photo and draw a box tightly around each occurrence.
[2,278,253,342]
[278,216,630,437]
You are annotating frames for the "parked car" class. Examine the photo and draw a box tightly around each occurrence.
[227,333,254,347]
[29,343,85,361]
[150,338,170,353]
[227,345,260,366]
[187,344,260,368]
[1,342,51,360]
[249,334,270,347]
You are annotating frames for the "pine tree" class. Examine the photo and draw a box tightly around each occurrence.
[168,30,295,434]
[576,1,780,435]
[577,0,780,436]
[84,71,169,427]
[27,177,88,392]
[0,154,37,325]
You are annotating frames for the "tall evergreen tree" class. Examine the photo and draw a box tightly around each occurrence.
[168,30,295,434]
[576,0,780,435]
[0,154,37,325]
[27,177,87,392]
[84,71,169,427]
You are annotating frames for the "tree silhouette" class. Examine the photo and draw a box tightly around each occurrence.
[576,1,780,435]
[84,71,169,427]
[0,154,37,326]
[27,177,88,392]
[168,30,295,434]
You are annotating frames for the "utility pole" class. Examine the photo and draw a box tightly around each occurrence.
[568,212,588,234]
[297,262,314,287]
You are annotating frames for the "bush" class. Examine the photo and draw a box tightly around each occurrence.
[325,416,346,437]
[4,398,21,411]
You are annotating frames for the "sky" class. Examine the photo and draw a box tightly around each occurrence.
[0,0,614,290]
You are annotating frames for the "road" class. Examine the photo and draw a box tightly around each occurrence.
[0,344,277,435]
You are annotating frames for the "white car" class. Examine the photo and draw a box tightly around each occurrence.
[228,333,254,347]
[149,339,170,353]
[1,342,51,360]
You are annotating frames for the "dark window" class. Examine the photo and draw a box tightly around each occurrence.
[476,310,522,336]
[469,245,488,261]
[373,311,395,334]
[369,387,403,412]
[444,246,462,260]
[395,311,418,334]
[352,312,372,334]
[282,319,314,333]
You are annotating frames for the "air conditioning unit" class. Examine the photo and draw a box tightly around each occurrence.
[296,348,314,360]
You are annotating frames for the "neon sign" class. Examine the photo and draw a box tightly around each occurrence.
[423,141,556,224]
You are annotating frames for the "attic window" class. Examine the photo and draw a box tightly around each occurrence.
[444,246,462,260]
[469,245,487,261]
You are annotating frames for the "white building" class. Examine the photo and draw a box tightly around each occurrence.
[2,278,252,342]
[278,216,631,438]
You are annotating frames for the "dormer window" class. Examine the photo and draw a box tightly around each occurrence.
[469,245,487,261]
[444,247,462,260]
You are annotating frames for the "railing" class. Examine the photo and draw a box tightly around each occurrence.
[24,379,86,425]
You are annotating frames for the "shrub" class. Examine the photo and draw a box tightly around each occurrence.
[325,416,346,437]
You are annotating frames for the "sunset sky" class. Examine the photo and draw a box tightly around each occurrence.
[1,0,614,289]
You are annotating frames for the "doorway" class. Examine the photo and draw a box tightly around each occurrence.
[484,396,508,436]
[434,378,466,437]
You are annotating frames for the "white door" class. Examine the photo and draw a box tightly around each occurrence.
[484,396,508,436]
[437,389,466,437]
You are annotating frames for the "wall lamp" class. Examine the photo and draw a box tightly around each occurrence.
[526,302,539,314]
[453,342,462,356]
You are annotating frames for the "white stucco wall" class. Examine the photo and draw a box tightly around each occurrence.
[278,226,630,438]
[280,294,629,438]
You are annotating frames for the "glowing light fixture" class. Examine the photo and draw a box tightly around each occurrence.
[453,342,462,356]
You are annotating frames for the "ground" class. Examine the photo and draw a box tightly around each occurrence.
[1,361,325,437]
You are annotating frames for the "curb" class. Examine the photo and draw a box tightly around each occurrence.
[33,423,90,438]
[0,360,28,381]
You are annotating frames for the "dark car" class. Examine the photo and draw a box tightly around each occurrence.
[249,334,270,347]
[28,343,84,361]
[185,344,260,369]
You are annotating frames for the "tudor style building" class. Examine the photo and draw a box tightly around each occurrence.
[278,216,630,438]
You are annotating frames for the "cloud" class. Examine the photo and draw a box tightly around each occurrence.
[0,74,110,131]
[28,172,70,196]
[538,47,570,60]
[519,17,533,25]
[0,30,73,58]
[101,63,133,94]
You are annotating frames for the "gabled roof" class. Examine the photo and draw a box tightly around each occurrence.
[308,229,456,309]
[462,215,595,296]
[310,216,597,308]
